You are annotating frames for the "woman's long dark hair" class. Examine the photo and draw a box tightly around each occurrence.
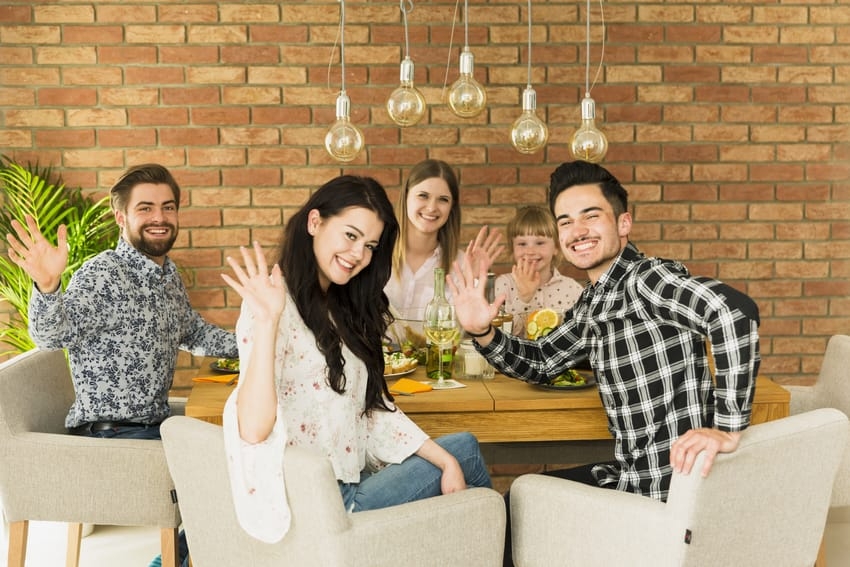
[279,175,399,413]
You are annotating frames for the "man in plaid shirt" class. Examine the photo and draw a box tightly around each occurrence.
[452,160,760,501]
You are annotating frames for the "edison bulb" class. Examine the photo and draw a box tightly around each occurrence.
[448,48,487,118]
[387,57,426,127]
[325,92,364,163]
[569,95,608,163]
[511,86,548,154]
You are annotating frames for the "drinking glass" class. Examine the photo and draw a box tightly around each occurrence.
[424,303,458,388]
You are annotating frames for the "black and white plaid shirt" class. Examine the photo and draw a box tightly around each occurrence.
[479,242,760,500]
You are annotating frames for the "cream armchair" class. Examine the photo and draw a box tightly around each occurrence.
[161,415,507,567]
[0,348,181,567]
[510,408,848,567]
[785,334,850,507]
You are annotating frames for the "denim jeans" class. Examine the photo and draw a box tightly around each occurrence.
[339,432,492,512]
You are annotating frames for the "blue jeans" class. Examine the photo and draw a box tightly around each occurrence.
[340,432,492,512]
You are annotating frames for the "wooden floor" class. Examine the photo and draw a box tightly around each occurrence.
[6,509,850,566]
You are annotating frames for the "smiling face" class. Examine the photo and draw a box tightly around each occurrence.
[512,233,559,276]
[114,182,179,265]
[553,183,632,284]
[405,176,454,236]
[308,206,385,291]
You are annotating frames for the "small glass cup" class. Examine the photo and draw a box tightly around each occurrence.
[457,339,494,380]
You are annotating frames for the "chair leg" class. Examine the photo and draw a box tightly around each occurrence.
[161,527,179,567]
[66,522,82,567]
[7,520,28,567]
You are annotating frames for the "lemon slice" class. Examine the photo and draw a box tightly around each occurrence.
[526,308,560,339]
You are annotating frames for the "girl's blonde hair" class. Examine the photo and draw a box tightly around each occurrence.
[506,205,560,260]
[392,159,461,276]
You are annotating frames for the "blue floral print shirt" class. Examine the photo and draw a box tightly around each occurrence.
[29,238,238,428]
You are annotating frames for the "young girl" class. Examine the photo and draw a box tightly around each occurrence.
[495,205,584,337]
[220,175,491,543]
[385,159,500,323]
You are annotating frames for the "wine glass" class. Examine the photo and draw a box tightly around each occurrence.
[424,301,459,389]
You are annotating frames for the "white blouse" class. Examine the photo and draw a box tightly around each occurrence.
[495,268,585,337]
[223,283,429,543]
[384,247,465,321]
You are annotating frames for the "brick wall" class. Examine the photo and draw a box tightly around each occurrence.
[0,0,848,388]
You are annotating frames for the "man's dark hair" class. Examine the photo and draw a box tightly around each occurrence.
[110,164,181,213]
[548,160,629,217]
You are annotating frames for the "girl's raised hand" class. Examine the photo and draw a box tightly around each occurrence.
[512,257,541,303]
[222,241,285,323]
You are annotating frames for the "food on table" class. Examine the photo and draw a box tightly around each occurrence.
[215,358,240,371]
[549,369,587,387]
[384,351,419,375]
[526,308,560,340]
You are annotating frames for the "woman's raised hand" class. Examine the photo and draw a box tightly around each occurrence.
[6,214,68,294]
[465,225,504,273]
[222,241,286,323]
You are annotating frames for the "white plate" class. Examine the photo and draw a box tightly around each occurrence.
[384,367,417,379]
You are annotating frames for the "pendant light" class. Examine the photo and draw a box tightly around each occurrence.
[510,0,548,154]
[387,0,426,127]
[447,0,486,118]
[325,0,364,163]
[569,0,608,163]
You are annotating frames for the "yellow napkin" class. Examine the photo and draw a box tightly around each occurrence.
[389,377,432,395]
[193,373,238,384]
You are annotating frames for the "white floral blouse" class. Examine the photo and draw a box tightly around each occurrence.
[223,283,429,543]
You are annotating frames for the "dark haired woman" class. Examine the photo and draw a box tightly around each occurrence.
[221,175,491,542]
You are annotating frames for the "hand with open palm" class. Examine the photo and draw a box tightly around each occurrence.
[512,257,541,304]
[6,214,68,294]
[221,240,286,325]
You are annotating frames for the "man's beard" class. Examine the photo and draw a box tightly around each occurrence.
[128,223,178,259]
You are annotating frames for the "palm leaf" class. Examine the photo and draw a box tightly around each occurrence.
[0,155,119,354]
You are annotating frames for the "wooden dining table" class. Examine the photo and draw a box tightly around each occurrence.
[185,362,790,443]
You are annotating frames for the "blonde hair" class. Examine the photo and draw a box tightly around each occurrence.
[392,159,461,276]
[506,205,560,261]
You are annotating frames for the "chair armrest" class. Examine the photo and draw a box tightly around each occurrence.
[0,432,179,527]
[168,396,188,416]
[510,474,666,567]
[785,385,817,415]
[346,487,506,567]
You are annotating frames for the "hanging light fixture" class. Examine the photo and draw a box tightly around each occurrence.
[447,0,486,118]
[387,0,426,127]
[569,0,608,163]
[325,0,364,163]
[511,0,548,154]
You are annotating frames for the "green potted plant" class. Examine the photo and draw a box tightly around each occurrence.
[0,155,119,355]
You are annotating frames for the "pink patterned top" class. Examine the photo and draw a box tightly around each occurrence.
[495,268,585,337]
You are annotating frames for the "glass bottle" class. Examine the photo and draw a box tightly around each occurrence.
[424,268,458,385]
[485,272,514,334]
[485,273,501,330]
